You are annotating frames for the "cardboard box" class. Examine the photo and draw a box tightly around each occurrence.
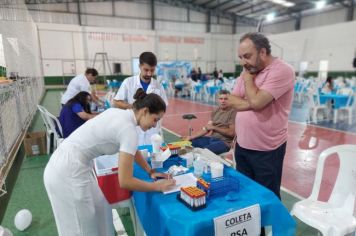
[24,131,47,156]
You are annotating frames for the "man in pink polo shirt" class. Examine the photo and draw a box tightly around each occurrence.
[228,32,295,200]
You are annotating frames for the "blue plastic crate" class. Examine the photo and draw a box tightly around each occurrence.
[198,177,239,199]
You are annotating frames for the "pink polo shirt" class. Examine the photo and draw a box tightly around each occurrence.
[232,58,295,151]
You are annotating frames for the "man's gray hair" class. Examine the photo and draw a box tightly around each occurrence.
[240,32,271,55]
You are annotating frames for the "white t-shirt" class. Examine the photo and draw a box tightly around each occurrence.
[114,75,168,145]
[63,108,138,159]
[61,74,91,104]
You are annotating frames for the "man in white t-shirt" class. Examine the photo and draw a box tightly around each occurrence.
[61,68,101,105]
[113,52,168,145]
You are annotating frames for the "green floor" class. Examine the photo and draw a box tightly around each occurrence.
[1,89,318,235]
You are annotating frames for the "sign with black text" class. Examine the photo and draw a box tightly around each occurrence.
[214,204,261,236]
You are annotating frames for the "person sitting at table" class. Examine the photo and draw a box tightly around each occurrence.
[182,90,236,155]
[173,75,184,97]
[59,91,97,138]
[44,88,176,236]
[321,76,333,93]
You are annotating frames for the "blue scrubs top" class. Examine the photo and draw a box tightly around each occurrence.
[59,102,86,138]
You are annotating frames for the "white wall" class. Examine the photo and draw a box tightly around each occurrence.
[301,7,347,30]
[37,23,238,76]
[268,20,356,71]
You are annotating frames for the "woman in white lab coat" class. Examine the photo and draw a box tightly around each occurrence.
[44,88,175,236]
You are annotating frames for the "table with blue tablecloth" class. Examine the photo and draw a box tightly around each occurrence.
[319,93,352,109]
[132,158,295,236]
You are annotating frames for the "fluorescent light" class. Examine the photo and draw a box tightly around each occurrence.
[282,2,295,7]
[267,0,296,8]
[316,0,326,9]
[266,12,275,22]
[271,0,285,4]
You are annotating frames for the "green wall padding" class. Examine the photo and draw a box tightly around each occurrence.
[44,75,131,85]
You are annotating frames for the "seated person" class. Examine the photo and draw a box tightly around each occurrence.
[173,75,185,97]
[182,90,236,154]
[59,91,97,138]
[321,76,333,94]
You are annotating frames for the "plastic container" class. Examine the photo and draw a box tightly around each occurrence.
[151,159,163,169]
[193,159,205,177]
[94,154,131,204]
[150,134,163,154]
[210,162,224,178]
[209,177,239,198]
[140,149,149,160]
[181,152,194,167]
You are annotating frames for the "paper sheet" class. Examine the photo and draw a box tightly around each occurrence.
[163,173,197,194]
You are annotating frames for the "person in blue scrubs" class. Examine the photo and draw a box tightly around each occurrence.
[59,91,97,138]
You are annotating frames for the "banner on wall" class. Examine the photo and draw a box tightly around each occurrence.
[158,36,204,44]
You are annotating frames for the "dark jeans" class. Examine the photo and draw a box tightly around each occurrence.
[191,136,230,155]
[234,142,287,199]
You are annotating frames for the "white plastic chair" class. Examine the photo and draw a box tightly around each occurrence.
[307,90,328,123]
[190,83,203,101]
[290,144,356,236]
[37,105,63,154]
[333,91,355,125]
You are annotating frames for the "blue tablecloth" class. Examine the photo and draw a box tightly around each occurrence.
[207,85,222,95]
[193,84,202,93]
[319,93,352,109]
[133,163,296,236]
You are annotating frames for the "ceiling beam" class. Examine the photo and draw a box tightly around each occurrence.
[23,0,258,26]
[159,0,258,25]
[235,2,272,14]
[210,0,234,9]
[199,0,216,7]
[221,1,246,12]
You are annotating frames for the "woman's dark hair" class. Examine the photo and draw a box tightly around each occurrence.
[133,88,166,114]
[65,91,92,113]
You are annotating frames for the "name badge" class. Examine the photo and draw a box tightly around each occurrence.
[214,204,261,236]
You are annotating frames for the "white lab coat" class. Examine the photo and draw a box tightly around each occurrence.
[61,74,91,105]
[114,74,168,145]
[44,109,138,236]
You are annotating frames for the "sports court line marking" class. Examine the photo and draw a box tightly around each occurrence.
[162,127,181,137]
[164,111,212,118]
[170,97,217,108]
[288,120,356,136]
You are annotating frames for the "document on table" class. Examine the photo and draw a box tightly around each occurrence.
[163,173,197,194]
